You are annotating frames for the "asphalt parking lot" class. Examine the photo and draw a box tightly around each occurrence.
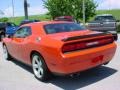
[0,35,120,90]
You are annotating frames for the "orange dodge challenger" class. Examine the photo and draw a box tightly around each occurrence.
[2,21,117,81]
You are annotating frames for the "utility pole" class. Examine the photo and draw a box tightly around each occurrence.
[82,0,86,25]
[24,0,28,19]
[12,0,15,21]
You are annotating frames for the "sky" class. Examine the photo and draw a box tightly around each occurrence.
[0,0,120,17]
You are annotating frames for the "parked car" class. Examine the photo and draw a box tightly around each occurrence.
[20,19,40,26]
[54,16,80,23]
[0,22,18,41]
[3,21,117,81]
[5,22,18,35]
[54,16,75,21]
[87,14,118,40]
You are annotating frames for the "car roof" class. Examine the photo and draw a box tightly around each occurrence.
[96,14,113,17]
[22,21,73,27]
[55,16,73,19]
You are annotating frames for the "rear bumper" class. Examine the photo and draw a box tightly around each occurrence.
[50,43,117,75]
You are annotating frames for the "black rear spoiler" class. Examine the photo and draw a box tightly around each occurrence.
[62,32,112,42]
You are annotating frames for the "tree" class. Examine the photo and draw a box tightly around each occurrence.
[43,0,97,22]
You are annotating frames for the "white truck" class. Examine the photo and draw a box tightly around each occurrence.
[87,14,118,40]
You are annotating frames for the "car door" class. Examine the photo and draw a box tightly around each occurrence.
[5,27,22,59]
[12,26,32,63]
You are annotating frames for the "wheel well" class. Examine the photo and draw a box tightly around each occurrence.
[30,51,44,63]
[30,50,51,73]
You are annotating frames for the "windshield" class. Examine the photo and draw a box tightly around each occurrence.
[7,23,16,27]
[95,16,115,21]
[44,23,85,34]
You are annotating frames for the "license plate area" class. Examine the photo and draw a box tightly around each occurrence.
[92,55,104,63]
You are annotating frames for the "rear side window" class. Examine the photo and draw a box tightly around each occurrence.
[44,23,85,34]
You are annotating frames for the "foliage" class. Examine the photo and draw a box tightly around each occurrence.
[117,22,120,33]
[0,17,9,22]
[43,0,97,22]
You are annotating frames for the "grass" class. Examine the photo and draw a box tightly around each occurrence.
[8,14,51,25]
[96,9,120,33]
[96,9,120,20]
[88,9,120,21]
[8,9,120,25]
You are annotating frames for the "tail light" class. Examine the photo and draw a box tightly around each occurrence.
[62,36,114,53]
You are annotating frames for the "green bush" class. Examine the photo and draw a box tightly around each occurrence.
[0,17,9,22]
[117,22,120,33]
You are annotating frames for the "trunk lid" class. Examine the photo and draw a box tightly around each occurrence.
[46,30,114,53]
[46,30,112,41]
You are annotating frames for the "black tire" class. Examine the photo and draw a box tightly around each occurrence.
[31,53,51,81]
[104,61,110,65]
[3,45,12,60]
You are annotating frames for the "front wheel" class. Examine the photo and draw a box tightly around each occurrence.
[32,53,51,81]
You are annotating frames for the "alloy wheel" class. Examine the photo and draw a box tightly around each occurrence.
[32,55,44,79]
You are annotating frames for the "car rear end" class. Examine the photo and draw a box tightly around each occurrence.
[88,21,117,40]
[42,22,117,75]
[49,33,116,75]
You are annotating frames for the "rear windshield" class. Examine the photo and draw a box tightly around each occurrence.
[95,16,115,21]
[44,23,85,34]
